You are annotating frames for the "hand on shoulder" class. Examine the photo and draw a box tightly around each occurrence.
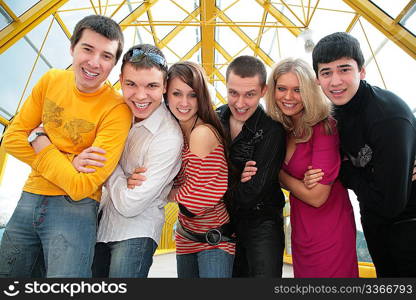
[189,124,220,158]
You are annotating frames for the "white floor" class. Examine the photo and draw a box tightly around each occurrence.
[148,252,294,278]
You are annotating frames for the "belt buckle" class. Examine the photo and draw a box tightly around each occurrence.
[205,228,222,245]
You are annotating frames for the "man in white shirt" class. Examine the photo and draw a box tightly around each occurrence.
[78,44,183,278]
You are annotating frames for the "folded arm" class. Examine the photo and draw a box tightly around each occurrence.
[108,134,182,218]
[31,104,131,200]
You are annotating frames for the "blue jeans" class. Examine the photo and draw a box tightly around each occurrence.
[176,248,234,278]
[0,192,98,278]
[92,237,157,278]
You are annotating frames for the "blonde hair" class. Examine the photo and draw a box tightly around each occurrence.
[265,57,332,142]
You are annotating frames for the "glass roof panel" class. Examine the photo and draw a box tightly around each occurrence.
[0,7,12,30]
[349,16,416,110]
[0,38,48,120]
[57,2,96,34]
[3,0,40,17]
[216,25,248,57]
[151,0,194,39]
[403,11,416,35]
[110,2,143,23]
[166,26,201,60]
[315,0,353,11]
[376,40,416,110]
[399,5,416,36]
[370,0,409,19]
[224,0,269,39]
[25,16,72,69]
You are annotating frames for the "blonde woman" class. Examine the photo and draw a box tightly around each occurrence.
[243,58,358,277]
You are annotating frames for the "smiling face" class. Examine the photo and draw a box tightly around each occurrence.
[70,29,119,93]
[166,76,198,124]
[120,64,166,122]
[226,71,267,123]
[316,57,366,106]
[275,72,304,121]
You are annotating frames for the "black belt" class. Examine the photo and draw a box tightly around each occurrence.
[176,222,235,246]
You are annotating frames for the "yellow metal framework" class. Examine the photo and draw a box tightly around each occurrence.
[343,0,416,60]
[0,0,69,54]
[1,0,416,278]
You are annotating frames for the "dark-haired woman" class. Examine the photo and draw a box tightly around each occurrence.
[165,61,235,278]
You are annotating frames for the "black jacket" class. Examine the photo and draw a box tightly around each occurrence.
[217,104,286,219]
[335,80,416,222]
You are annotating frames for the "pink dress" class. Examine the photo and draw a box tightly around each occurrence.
[283,120,358,278]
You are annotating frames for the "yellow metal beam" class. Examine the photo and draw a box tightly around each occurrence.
[215,41,233,62]
[147,9,160,48]
[306,0,320,27]
[0,0,69,54]
[0,115,9,127]
[54,12,71,39]
[306,0,320,26]
[213,69,226,85]
[181,42,201,61]
[255,8,268,58]
[279,0,306,26]
[89,0,98,15]
[127,21,301,28]
[158,7,200,48]
[170,0,198,22]
[0,0,18,21]
[346,13,360,33]
[343,0,416,60]
[16,16,55,114]
[200,0,216,84]
[256,0,302,36]
[109,0,127,18]
[134,7,200,49]
[98,0,102,15]
[119,0,159,29]
[395,0,416,23]
[215,42,232,62]
[217,8,274,66]
[112,41,202,90]
[215,91,227,105]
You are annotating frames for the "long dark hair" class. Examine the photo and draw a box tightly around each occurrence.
[164,61,227,149]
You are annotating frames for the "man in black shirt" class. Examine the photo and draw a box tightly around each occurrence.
[217,56,286,277]
[311,32,416,277]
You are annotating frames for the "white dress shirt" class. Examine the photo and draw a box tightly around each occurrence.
[97,102,183,244]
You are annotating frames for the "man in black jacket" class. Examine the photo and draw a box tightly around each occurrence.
[312,32,416,277]
[217,56,286,277]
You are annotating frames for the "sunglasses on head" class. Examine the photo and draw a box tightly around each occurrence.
[126,48,168,70]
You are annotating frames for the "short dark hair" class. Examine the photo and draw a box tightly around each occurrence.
[226,55,267,87]
[70,15,124,63]
[312,32,365,76]
[121,44,168,80]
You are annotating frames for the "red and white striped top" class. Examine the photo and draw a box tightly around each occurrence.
[174,142,235,255]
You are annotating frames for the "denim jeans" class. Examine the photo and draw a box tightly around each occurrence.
[0,192,98,278]
[176,248,234,278]
[92,237,157,278]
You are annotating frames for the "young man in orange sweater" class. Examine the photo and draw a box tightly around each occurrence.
[0,15,131,278]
